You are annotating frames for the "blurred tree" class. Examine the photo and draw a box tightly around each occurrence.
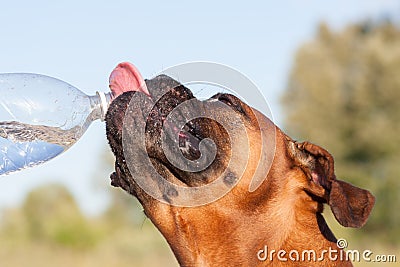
[282,21,400,243]
[21,184,102,249]
[0,148,176,267]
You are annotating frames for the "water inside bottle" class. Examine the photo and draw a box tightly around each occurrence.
[0,121,80,175]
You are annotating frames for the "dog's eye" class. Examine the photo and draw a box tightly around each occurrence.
[217,94,245,114]
[219,97,233,106]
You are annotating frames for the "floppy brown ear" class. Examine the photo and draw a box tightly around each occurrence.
[329,180,375,228]
[287,140,375,228]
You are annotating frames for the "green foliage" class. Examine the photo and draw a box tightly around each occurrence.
[282,21,400,244]
[20,184,102,249]
[0,182,177,267]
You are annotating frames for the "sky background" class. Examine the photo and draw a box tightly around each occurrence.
[0,0,399,216]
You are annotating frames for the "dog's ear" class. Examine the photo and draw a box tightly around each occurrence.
[287,140,375,228]
[329,180,375,228]
[287,141,334,198]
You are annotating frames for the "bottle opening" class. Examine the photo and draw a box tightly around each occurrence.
[96,91,112,121]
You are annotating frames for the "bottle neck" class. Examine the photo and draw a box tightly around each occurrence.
[97,91,113,121]
[88,92,113,121]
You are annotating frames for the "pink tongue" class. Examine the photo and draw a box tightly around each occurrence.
[109,62,150,98]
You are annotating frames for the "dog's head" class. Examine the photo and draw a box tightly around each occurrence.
[106,74,374,229]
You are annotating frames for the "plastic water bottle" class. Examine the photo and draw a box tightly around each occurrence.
[0,73,112,176]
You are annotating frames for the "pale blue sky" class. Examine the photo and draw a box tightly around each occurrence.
[0,0,399,216]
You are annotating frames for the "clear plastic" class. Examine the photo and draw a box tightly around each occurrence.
[0,73,112,176]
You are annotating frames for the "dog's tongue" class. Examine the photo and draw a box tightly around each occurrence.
[109,62,150,98]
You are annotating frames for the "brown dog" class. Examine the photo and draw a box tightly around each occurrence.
[105,74,374,267]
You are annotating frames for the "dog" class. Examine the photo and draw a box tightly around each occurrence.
[105,73,375,267]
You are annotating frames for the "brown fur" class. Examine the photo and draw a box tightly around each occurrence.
[105,75,375,266]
